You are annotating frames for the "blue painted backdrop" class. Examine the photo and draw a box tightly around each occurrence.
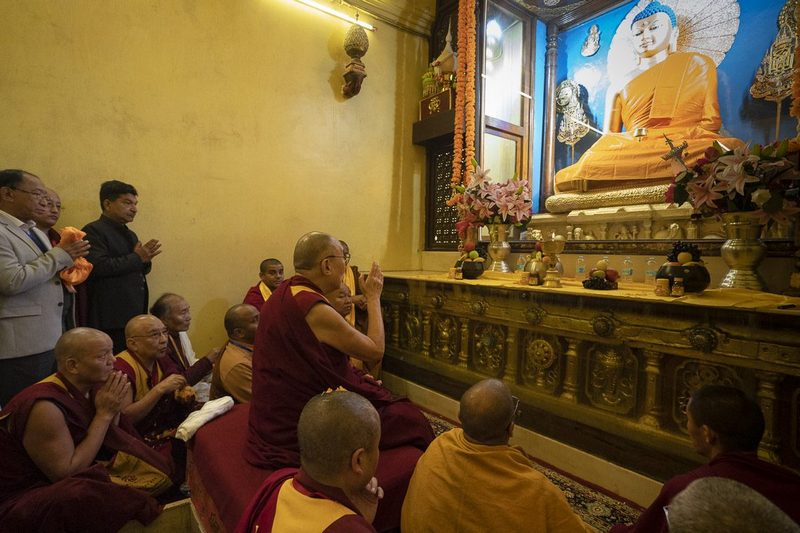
[551,0,794,174]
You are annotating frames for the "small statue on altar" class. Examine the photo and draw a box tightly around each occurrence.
[552,0,744,196]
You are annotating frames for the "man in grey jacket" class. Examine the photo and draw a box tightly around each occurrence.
[0,169,90,406]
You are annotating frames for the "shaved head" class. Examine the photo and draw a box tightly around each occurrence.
[459,379,515,444]
[259,258,282,274]
[293,231,340,271]
[54,328,110,369]
[224,304,255,335]
[224,303,259,343]
[123,315,169,362]
[124,314,163,339]
[298,391,380,480]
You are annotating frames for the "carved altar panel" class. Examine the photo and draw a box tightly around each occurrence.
[672,361,744,433]
[382,273,800,478]
[585,344,637,415]
[399,307,423,352]
[521,332,563,394]
[431,314,459,363]
[471,322,507,377]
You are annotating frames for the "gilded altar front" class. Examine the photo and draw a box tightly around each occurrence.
[381,272,800,480]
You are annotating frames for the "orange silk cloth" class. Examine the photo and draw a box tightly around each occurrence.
[401,428,595,533]
[555,52,743,192]
[58,226,92,289]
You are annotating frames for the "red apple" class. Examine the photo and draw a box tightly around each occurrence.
[605,269,620,282]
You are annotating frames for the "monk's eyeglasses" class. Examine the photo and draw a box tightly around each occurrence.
[511,395,521,422]
[130,329,169,339]
[321,252,351,265]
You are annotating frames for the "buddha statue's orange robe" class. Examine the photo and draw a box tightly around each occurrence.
[554,52,743,193]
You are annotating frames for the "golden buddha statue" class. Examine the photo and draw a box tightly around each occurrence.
[553,1,743,196]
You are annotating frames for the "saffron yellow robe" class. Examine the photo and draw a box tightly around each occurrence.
[555,52,743,192]
[401,428,594,533]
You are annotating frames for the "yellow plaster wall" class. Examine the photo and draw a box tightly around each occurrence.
[0,0,429,352]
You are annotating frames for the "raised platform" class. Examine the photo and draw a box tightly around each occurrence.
[381,271,800,481]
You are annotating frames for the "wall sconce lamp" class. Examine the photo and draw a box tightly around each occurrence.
[342,24,369,97]
[294,0,376,31]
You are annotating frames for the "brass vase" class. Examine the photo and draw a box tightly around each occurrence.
[486,224,512,272]
[719,212,766,291]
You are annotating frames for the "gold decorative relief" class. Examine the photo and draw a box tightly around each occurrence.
[472,323,507,377]
[521,333,562,394]
[684,325,719,353]
[523,305,546,325]
[673,361,742,432]
[591,314,616,338]
[468,300,488,316]
[585,345,637,414]
[381,303,392,330]
[431,315,459,362]
[400,309,422,351]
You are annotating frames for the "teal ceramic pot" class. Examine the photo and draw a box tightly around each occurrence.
[656,263,711,293]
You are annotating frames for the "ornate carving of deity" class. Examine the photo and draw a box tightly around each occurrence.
[750,0,797,138]
[581,24,600,57]
[556,80,590,163]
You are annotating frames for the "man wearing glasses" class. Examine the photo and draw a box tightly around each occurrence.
[245,231,434,531]
[0,169,90,406]
[402,379,594,532]
[114,314,190,474]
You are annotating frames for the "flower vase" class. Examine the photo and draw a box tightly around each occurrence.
[486,224,512,273]
[719,213,766,291]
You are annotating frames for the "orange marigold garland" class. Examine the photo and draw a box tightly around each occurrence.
[450,1,467,192]
[448,0,477,206]
[463,0,477,169]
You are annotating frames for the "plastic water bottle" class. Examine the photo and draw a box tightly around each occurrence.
[516,255,527,272]
[645,257,658,285]
[576,255,586,277]
[622,256,634,282]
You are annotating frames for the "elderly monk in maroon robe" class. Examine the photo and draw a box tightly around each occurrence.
[0,328,175,532]
[245,231,434,529]
[612,385,800,532]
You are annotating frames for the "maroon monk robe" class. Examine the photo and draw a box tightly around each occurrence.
[165,333,212,385]
[243,283,267,312]
[244,275,432,531]
[235,468,376,533]
[245,275,433,469]
[0,375,175,532]
[611,451,800,532]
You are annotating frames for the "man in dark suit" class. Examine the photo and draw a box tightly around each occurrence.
[0,169,90,406]
[82,180,161,354]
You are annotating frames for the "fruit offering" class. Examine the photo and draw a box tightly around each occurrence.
[666,241,704,267]
[656,241,710,294]
[583,259,619,290]
[457,250,486,265]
